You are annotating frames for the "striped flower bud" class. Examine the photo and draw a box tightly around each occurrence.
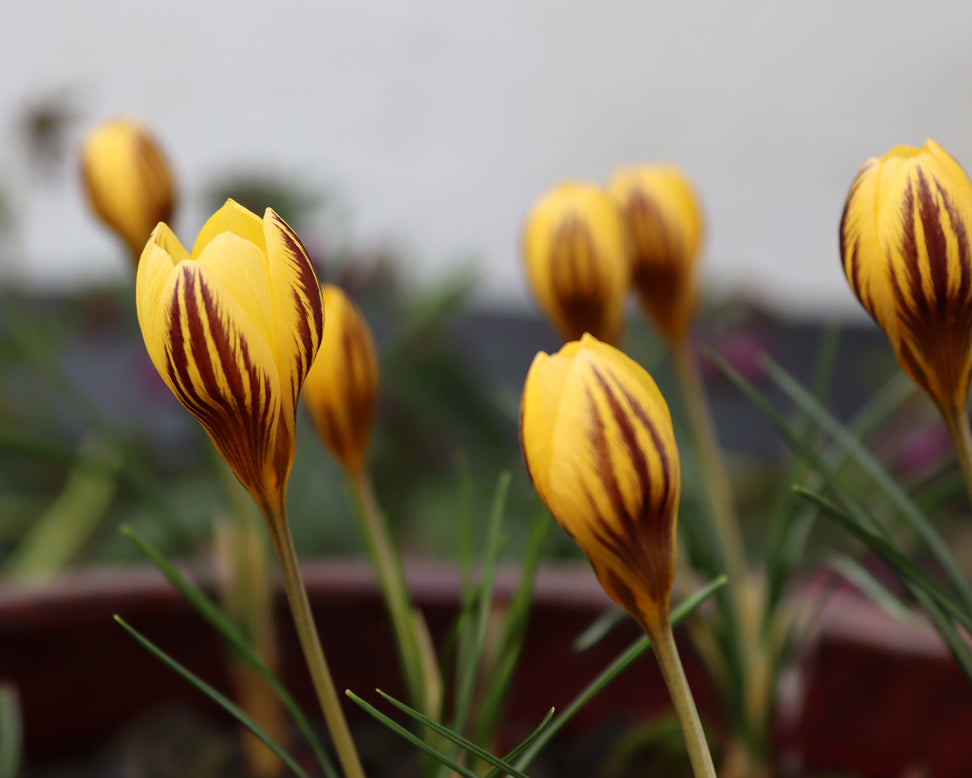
[303,285,379,477]
[609,165,703,347]
[136,199,324,515]
[522,182,630,346]
[520,333,680,628]
[840,140,972,419]
[81,117,176,265]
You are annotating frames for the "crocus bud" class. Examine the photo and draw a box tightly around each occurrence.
[81,117,176,265]
[136,199,324,515]
[840,140,972,419]
[609,165,703,347]
[522,182,630,346]
[520,333,680,628]
[303,285,379,477]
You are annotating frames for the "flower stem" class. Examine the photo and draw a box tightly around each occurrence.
[262,500,365,778]
[643,617,716,778]
[671,340,748,602]
[349,472,441,719]
[672,340,770,760]
[943,405,972,510]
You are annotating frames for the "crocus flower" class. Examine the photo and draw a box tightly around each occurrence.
[303,284,379,477]
[135,199,324,515]
[520,333,680,628]
[609,165,703,347]
[522,182,630,347]
[840,140,972,420]
[81,117,176,265]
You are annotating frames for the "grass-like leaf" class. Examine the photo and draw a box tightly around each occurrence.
[372,689,532,778]
[827,553,917,627]
[474,506,553,745]
[0,684,22,778]
[512,575,727,771]
[484,708,556,778]
[346,692,482,778]
[572,607,627,652]
[115,616,310,778]
[121,525,336,777]
[793,488,972,636]
[449,471,511,747]
[762,355,972,613]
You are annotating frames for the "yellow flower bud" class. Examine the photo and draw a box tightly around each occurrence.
[840,140,972,419]
[135,199,324,515]
[522,182,631,346]
[609,165,703,347]
[81,117,176,265]
[303,285,380,477]
[520,333,680,628]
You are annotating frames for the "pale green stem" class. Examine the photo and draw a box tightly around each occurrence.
[262,499,366,778]
[943,404,972,511]
[671,340,749,603]
[642,616,717,778]
[349,472,440,719]
[672,339,768,758]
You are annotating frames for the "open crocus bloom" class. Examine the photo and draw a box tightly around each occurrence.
[136,199,324,514]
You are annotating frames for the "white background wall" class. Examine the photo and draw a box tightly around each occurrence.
[4,0,972,318]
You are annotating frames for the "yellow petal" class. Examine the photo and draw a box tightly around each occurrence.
[136,223,188,374]
[195,231,276,351]
[159,261,282,506]
[262,208,325,413]
[193,199,267,258]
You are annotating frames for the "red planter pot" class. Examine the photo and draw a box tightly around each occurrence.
[1,562,970,776]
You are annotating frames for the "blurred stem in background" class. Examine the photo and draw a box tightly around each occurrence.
[671,339,771,771]
[349,470,442,721]
[215,463,288,778]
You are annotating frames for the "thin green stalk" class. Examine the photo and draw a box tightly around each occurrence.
[672,340,764,758]
[943,406,972,511]
[349,471,441,719]
[642,617,716,778]
[671,341,748,611]
[262,500,365,778]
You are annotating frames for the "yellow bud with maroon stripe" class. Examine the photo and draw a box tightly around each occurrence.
[135,199,324,515]
[840,140,972,419]
[303,285,379,477]
[520,333,680,628]
[609,165,703,347]
[522,182,630,347]
[81,117,176,266]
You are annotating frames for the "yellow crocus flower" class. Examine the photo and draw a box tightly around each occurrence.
[520,333,680,629]
[522,182,630,347]
[303,284,379,477]
[135,199,324,515]
[609,165,703,347]
[840,140,972,420]
[81,117,176,266]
